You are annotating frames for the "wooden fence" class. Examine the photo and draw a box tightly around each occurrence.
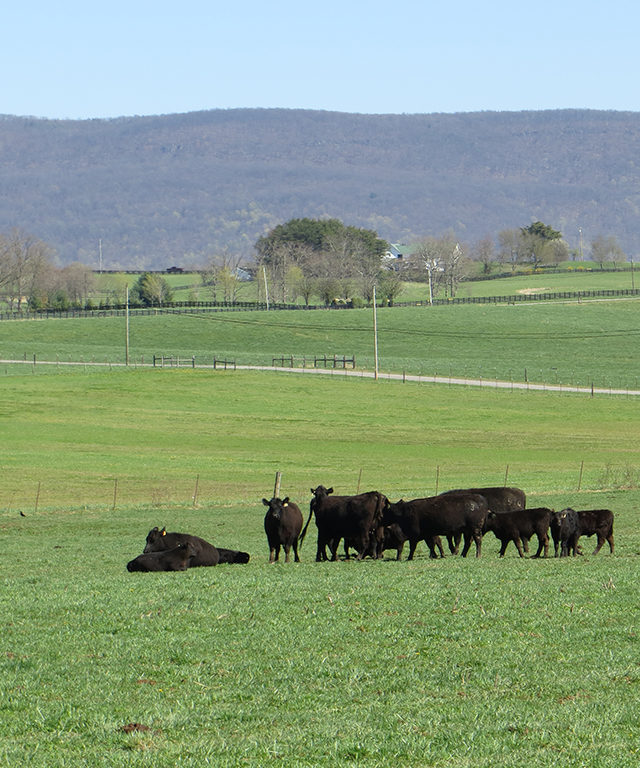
[271,354,356,369]
[2,286,640,321]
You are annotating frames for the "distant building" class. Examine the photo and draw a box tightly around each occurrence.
[383,242,419,268]
[166,266,184,274]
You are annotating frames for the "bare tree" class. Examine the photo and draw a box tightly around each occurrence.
[497,229,522,273]
[471,235,496,275]
[590,234,625,269]
[0,228,55,310]
[59,262,96,305]
[202,249,244,302]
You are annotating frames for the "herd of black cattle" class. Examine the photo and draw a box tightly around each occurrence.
[126,485,615,571]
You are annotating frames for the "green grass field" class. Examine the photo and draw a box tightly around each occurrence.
[2,295,640,389]
[2,295,640,766]
[95,265,639,305]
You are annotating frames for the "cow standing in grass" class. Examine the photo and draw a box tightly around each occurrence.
[301,485,388,562]
[483,507,552,557]
[263,496,303,563]
[550,508,614,556]
[440,486,527,554]
[552,508,581,557]
[382,493,488,559]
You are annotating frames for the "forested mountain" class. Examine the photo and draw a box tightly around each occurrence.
[1,108,639,269]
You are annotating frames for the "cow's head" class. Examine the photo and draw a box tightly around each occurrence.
[263,497,290,520]
[143,526,167,553]
[381,499,404,525]
[310,485,333,498]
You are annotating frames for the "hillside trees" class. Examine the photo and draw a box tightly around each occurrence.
[255,218,389,304]
[497,221,568,272]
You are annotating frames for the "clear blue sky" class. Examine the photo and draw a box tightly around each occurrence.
[4,0,639,119]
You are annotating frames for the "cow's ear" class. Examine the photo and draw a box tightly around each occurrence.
[283,497,289,505]
[262,498,269,506]
[327,487,334,495]
[161,528,166,536]
[151,526,159,532]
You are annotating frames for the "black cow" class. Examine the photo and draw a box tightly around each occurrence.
[440,486,527,553]
[440,486,526,511]
[127,542,196,572]
[300,485,388,561]
[143,527,220,566]
[263,496,303,563]
[216,548,251,564]
[379,523,408,560]
[552,508,581,557]
[483,507,552,558]
[550,508,614,556]
[382,493,488,559]
[376,525,448,560]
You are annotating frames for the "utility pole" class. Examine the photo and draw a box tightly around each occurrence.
[125,284,130,366]
[373,286,379,380]
[578,228,584,261]
[99,239,103,273]
[263,265,270,311]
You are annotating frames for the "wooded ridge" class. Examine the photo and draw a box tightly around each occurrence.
[1,108,638,268]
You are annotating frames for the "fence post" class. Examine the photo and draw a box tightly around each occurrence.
[274,471,282,498]
[193,474,200,506]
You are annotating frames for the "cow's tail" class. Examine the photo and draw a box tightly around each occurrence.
[298,503,315,549]
[375,492,388,526]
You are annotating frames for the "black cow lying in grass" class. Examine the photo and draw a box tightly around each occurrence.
[141,528,250,566]
[127,542,196,572]
[143,527,220,566]
[216,548,251,564]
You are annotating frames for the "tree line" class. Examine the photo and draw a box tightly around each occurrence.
[0,219,629,310]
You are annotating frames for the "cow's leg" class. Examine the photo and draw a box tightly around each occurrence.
[521,536,530,554]
[407,539,418,560]
[473,532,482,557]
[434,536,445,558]
[284,543,291,563]
[514,536,525,558]
[608,534,614,554]
[532,533,548,558]
[593,535,604,555]
[461,533,472,557]
[329,537,341,561]
[292,540,300,562]
[269,546,276,564]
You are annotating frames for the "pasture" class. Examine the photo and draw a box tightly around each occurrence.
[2,295,640,389]
[95,265,640,304]
[1,293,640,766]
